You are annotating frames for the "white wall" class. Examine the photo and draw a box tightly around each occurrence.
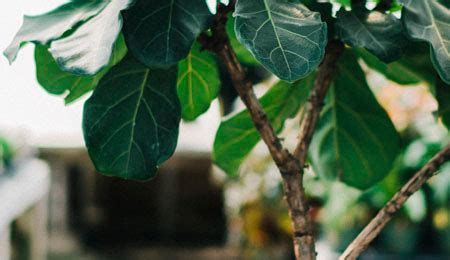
[0,0,220,151]
[0,1,86,147]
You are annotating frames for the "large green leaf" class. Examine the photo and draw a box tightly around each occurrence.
[303,0,334,25]
[83,54,181,180]
[35,35,127,104]
[49,0,132,75]
[234,0,327,82]
[123,0,212,67]
[356,49,422,85]
[4,0,107,63]
[226,15,259,65]
[357,43,437,85]
[177,42,220,121]
[400,0,450,84]
[5,0,132,75]
[214,74,315,176]
[309,51,400,189]
[336,7,407,62]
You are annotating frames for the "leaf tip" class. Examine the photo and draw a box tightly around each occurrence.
[3,45,18,65]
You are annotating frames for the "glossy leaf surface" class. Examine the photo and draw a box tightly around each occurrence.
[177,43,220,121]
[234,0,327,82]
[5,0,132,75]
[35,35,127,104]
[227,16,259,65]
[50,0,132,75]
[309,52,400,189]
[4,0,107,63]
[83,54,181,180]
[400,0,450,84]
[357,43,438,85]
[336,7,407,62]
[357,49,422,85]
[123,0,212,67]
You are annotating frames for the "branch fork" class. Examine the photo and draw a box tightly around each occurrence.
[199,2,450,260]
[340,144,450,259]
[199,3,344,259]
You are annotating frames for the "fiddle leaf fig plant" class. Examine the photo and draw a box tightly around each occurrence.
[4,0,450,259]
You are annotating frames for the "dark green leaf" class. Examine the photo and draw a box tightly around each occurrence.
[357,43,437,85]
[35,35,127,104]
[356,49,422,85]
[336,0,351,7]
[83,54,181,180]
[177,42,220,121]
[5,0,132,75]
[435,78,450,128]
[227,15,259,65]
[123,0,212,67]
[234,0,327,82]
[4,0,107,63]
[336,7,407,62]
[214,74,315,176]
[400,0,450,84]
[309,51,400,189]
[303,0,335,26]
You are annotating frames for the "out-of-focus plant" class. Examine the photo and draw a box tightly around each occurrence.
[231,129,450,256]
[0,136,13,172]
[318,137,450,255]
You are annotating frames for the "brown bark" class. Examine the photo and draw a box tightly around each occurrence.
[198,3,344,259]
[340,144,450,260]
[198,2,450,260]
[199,8,316,258]
[213,38,317,260]
[213,34,317,260]
[294,42,344,166]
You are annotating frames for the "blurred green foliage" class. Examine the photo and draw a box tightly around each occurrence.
[0,136,13,170]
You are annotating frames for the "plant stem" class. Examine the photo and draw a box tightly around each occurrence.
[215,38,317,260]
[199,3,343,259]
[294,41,344,166]
[340,144,450,260]
[199,4,315,259]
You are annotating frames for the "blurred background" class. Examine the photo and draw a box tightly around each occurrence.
[0,1,449,259]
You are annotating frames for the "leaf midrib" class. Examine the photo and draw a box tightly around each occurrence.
[263,0,292,78]
[349,11,388,56]
[125,69,150,178]
[424,0,449,57]
[166,0,175,61]
[338,65,391,163]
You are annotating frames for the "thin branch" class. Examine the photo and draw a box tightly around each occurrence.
[199,3,317,259]
[198,2,293,171]
[294,41,344,166]
[199,3,344,259]
[340,144,450,260]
